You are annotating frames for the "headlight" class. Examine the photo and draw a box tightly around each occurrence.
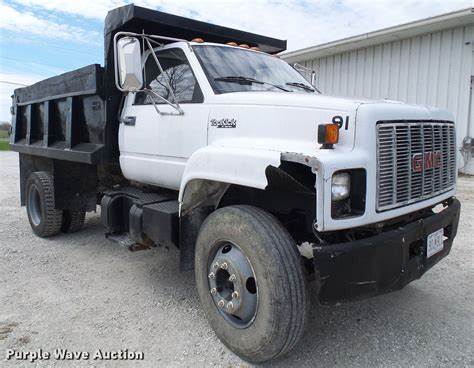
[331,173,350,201]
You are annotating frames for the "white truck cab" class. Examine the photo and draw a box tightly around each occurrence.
[118,40,457,231]
[10,5,460,363]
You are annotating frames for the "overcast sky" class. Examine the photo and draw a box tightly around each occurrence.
[0,0,471,122]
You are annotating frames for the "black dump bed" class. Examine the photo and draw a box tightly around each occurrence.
[10,4,286,165]
[11,65,107,164]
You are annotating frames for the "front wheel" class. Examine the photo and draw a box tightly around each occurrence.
[195,205,308,363]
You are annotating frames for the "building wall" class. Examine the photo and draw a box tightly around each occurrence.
[298,25,473,152]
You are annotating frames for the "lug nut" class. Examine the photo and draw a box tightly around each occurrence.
[218,299,225,308]
[210,288,217,295]
[231,291,239,299]
[226,302,234,310]
[221,262,228,270]
[208,272,215,280]
[229,274,236,282]
[213,261,220,269]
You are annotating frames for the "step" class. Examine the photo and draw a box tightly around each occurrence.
[143,200,179,247]
[105,233,150,251]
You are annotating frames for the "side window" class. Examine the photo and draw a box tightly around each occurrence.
[135,48,203,105]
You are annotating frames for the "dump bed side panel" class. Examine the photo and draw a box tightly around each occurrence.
[9,64,117,165]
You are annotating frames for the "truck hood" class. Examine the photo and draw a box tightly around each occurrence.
[208,92,363,154]
[207,92,454,156]
[210,91,376,110]
[211,91,452,118]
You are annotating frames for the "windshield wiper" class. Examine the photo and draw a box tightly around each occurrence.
[215,76,291,92]
[285,82,316,92]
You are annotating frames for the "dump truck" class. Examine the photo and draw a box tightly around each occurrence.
[9,4,461,363]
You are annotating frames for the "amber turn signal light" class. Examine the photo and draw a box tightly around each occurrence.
[318,124,339,148]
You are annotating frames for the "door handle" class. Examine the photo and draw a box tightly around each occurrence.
[121,116,136,126]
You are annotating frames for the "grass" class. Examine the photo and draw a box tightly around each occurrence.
[0,130,10,151]
[0,139,10,151]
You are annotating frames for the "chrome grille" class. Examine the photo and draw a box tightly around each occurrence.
[376,121,456,211]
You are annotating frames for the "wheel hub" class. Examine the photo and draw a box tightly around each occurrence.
[27,184,42,227]
[208,242,257,328]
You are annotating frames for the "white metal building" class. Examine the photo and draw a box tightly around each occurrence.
[282,8,474,174]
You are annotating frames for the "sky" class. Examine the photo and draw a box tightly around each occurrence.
[0,0,471,122]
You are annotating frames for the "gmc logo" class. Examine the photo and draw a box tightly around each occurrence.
[412,151,442,172]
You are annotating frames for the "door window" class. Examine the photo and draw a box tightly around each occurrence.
[135,48,203,105]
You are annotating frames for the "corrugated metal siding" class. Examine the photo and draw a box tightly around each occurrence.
[301,25,474,150]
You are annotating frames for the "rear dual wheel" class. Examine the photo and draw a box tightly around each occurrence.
[61,210,86,233]
[26,172,85,237]
[195,205,308,363]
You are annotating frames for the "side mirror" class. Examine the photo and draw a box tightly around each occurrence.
[116,37,143,91]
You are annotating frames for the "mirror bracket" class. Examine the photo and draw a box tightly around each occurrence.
[113,31,191,115]
[293,62,319,91]
[146,89,184,116]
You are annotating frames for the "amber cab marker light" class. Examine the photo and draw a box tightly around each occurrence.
[191,38,204,43]
[226,42,238,46]
[317,123,339,149]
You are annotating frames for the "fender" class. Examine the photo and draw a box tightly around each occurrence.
[179,145,281,215]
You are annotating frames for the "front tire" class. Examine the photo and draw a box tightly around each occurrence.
[195,205,308,363]
[25,171,63,238]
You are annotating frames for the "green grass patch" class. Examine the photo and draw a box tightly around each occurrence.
[0,140,10,151]
[0,130,10,139]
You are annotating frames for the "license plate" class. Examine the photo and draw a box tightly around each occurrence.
[427,229,444,258]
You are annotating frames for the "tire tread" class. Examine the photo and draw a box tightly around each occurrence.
[237,205,307,360]
[29,172,63,237]
[61,210,86,233]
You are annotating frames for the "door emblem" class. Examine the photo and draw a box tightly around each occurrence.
[210,118,237,128]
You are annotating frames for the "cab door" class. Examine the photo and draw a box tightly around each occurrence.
[119,47,208,190]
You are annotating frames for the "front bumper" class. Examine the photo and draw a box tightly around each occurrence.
[314,198,461,305]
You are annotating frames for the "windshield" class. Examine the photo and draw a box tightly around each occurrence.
[193,45,318,94]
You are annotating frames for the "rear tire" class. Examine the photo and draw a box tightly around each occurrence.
[61,210,86,233]
[195,205,308,363]
[25,172,63,238]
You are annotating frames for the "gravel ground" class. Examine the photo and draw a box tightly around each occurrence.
[0,151,473,367]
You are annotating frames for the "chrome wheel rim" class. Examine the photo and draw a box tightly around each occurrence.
[208,241,258,329]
